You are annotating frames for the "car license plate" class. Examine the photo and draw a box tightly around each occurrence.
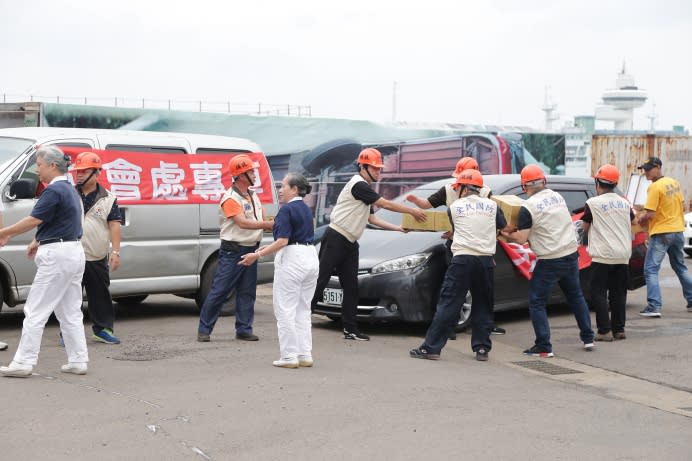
[323,288,343,306]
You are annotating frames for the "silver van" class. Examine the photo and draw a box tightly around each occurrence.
[0,127,278,315]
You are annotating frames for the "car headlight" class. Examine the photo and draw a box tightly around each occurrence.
[370,252,432,274]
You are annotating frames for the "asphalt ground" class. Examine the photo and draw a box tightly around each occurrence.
[1,258,691,460]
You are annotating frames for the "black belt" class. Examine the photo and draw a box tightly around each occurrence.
[38,238,80,246]
[220,240,260,252]
[288,242,314,246]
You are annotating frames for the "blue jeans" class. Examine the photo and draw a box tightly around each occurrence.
[198,245,258,336]
[422,255,494,355]
[644,232,692,311]
[529,252,594,352]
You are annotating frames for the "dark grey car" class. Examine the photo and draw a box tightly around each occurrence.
[313,175,647,329]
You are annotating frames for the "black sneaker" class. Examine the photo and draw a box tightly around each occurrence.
[236,333,259,341]
[409,347,440,360]
[523,345,554,358]
[343,329,370,341]
[475,348,489,361]
[491,326,506,335]
[448,331,457,340]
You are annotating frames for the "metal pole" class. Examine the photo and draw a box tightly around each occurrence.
[258,103,262,114]
[57,96,60,104]
[199,100,202,112]
[227,101,230,113]
[168,100,171,110]
[114,97,118,107]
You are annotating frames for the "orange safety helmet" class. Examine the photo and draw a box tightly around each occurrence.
[594,164,620,185]
[455,168,484,188]
[228,154,255,177]
[357,148,384,168]
[520,164,546,186]
[72,151,102,170]
[452,157,479,177]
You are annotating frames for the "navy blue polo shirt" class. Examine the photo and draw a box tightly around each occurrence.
[273,198,314,244]
[31,178,83,241]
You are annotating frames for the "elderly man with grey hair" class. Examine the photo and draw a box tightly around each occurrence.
[0,145,89,377]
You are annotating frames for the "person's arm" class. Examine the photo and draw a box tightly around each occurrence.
[373,197,427,222]
[637,209,655,226]
[0,216,42,241]
[407,186,447,210]
[368,213,407,232]
[580,203,593,234]
[405,195,432,209]
[223,198,273,231]
[238,237,289,266]
[108,220,122,272]
[501,206,531,244]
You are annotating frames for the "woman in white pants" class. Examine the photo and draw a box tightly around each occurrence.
[240,173,318,368]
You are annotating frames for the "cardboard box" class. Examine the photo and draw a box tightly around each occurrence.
[631,209,648,234]
[491,195,525,229]
[433,212,453,232]
[402,210,449,232]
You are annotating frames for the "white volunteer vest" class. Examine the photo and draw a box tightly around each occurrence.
[585,192,632,264]
[523,188,577,259]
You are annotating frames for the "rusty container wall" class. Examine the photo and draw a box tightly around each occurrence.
[591,134,692,208]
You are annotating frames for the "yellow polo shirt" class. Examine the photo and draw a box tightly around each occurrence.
[644,177,685,235]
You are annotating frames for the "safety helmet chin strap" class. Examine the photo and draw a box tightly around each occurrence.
[361,164,377,183]
[77,168,99,188]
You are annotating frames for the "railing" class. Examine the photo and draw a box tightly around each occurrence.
[1,93,311,117]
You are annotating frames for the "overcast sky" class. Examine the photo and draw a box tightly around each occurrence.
[2,0,690,131]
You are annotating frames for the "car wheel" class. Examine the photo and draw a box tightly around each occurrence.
[454,292,472,332]
[196,255,237,317]
[113,295,148,305]
[685,249,692,257]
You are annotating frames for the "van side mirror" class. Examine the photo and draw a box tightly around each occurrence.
[8,178,38,200]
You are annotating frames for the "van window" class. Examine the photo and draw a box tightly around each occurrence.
[105,144,187,154]
[196,148,252,154]
[555,190,590,214]
[55,142,92,149]
[0,137,33,164]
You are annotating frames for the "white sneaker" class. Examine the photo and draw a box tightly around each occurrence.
[272,358,299,368]
[298,355,314,367]
[583,342,595,351]
[0,361,33,377]
[0,341,8,351]
[61,362,88,375]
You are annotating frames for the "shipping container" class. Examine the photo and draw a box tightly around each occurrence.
[591,134,692,209]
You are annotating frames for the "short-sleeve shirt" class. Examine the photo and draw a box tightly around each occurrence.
[81,184,122,222]
[427,186,448,209]
[31,177,83,241]
[643,176,685,235]
[273,198,314,244]
[351,181,380,214]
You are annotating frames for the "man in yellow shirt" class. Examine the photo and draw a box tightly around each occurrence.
[636,157,692,317]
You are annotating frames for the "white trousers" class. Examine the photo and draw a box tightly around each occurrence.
[272,245,319,360]
[14,241,88,366]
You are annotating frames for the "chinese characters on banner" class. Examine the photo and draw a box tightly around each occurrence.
[59,148,273,205]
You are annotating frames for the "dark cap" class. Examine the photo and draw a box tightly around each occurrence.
[637,157,662,171]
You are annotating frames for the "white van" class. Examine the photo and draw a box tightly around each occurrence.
[0,127,279,315]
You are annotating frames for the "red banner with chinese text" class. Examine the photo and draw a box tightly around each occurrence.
[59,148,273,205]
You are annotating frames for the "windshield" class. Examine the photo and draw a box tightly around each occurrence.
[0,137,33,164]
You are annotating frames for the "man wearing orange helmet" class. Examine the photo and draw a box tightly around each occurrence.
[581,164,634,341]
[405,156,506,336]
[74,151,123,345]
[502,164,594,357]
[410,169,507,361]
[197,154,274,342]
[311,147,426,341]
